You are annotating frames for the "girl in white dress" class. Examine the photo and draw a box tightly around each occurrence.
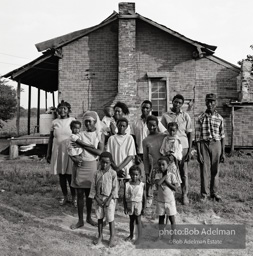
[46,100,76,206]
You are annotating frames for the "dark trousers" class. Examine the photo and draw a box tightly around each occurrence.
[179,148,189,196]
[199,140,221,197]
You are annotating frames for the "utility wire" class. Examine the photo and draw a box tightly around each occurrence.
[0,61,22,66]
[0,52,31,60]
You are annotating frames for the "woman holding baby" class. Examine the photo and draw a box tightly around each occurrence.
[70,111,105,228]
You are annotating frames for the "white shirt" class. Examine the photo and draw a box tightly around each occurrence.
[107,134,136,179]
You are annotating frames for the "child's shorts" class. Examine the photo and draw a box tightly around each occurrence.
[95,198,116,222]
[126,201,142,216]
[156,201,177,216]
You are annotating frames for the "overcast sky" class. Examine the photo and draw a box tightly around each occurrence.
[1,0,252,108]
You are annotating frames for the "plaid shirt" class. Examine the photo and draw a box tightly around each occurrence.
[195,110,225,142]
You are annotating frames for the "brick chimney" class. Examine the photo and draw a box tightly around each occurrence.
[119,2,135,15]
[116,2,137,118]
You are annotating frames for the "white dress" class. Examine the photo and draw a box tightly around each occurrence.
[107,134,136,179]
[50,117,75,175]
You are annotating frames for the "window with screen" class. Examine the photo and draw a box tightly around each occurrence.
[151,79,167,117]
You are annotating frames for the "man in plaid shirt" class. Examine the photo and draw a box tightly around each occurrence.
[195,93,225,202]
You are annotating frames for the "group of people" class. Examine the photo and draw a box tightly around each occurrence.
[46,93,225,246]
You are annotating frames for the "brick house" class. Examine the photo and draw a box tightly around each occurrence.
[4,2,253,147]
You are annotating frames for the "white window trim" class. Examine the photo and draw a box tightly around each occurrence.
[147,73,169,117]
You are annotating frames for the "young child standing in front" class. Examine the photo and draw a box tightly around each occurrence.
[160,122,182,184]
[155,157,179,240]
[89,152,118,248]
[124,165,146,245]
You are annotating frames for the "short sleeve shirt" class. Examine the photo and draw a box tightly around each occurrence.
[155,171,177,203]
[161,109,192,149]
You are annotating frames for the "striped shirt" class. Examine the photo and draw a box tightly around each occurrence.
[195,111,225,142]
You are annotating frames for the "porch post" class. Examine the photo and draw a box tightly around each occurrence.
[37,88,40,133]
[16,80,21,136]
[27,85,31,135]
[45,91,47,111]
[52,91,55,108]
[231,106,235,154]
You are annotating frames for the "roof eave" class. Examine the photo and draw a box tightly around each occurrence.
[35,12,118,52]
[2,51,54,80]
[137,14,217,55]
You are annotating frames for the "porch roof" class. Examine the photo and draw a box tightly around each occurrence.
[1,50,60,92]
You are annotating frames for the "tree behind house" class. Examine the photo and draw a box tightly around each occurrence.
[0,79,17,122]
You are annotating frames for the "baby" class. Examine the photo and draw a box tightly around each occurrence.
[102,106,115,136]
[67,120,83,166]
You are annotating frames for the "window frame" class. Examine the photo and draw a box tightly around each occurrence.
[147,72,169,117]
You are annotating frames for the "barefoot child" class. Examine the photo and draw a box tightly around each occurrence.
[89,152,118,247]
[155,157,179,240]
[124,165,146,244]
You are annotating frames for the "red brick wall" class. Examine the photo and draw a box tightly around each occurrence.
[117,17,137,121]
[194,57,239,145]
[58,20,118,119]
[135,20,242,145]
[233,107,253,146]
[135,20,196,118]
[58,16,253,146]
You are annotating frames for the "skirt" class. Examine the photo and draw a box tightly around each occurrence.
[71,160,97,189]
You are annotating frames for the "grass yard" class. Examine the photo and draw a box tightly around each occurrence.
[0,117,37,138]
[0,154,252,255]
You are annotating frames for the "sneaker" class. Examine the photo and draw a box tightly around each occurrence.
[211,194,222,202]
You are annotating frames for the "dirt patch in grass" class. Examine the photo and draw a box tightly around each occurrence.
[0,157,252,255]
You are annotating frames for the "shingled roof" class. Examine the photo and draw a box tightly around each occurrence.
[4,8,237,91]
[35,11,217,56]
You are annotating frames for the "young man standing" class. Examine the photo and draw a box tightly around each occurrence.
[161,94,192,205]
[131,100,166,183]
[143,115,166,208]
[131,100,166,160]
[195,93,225,202]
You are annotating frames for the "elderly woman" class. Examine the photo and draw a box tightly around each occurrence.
[70,111,105,229]
[46,100,76,206]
